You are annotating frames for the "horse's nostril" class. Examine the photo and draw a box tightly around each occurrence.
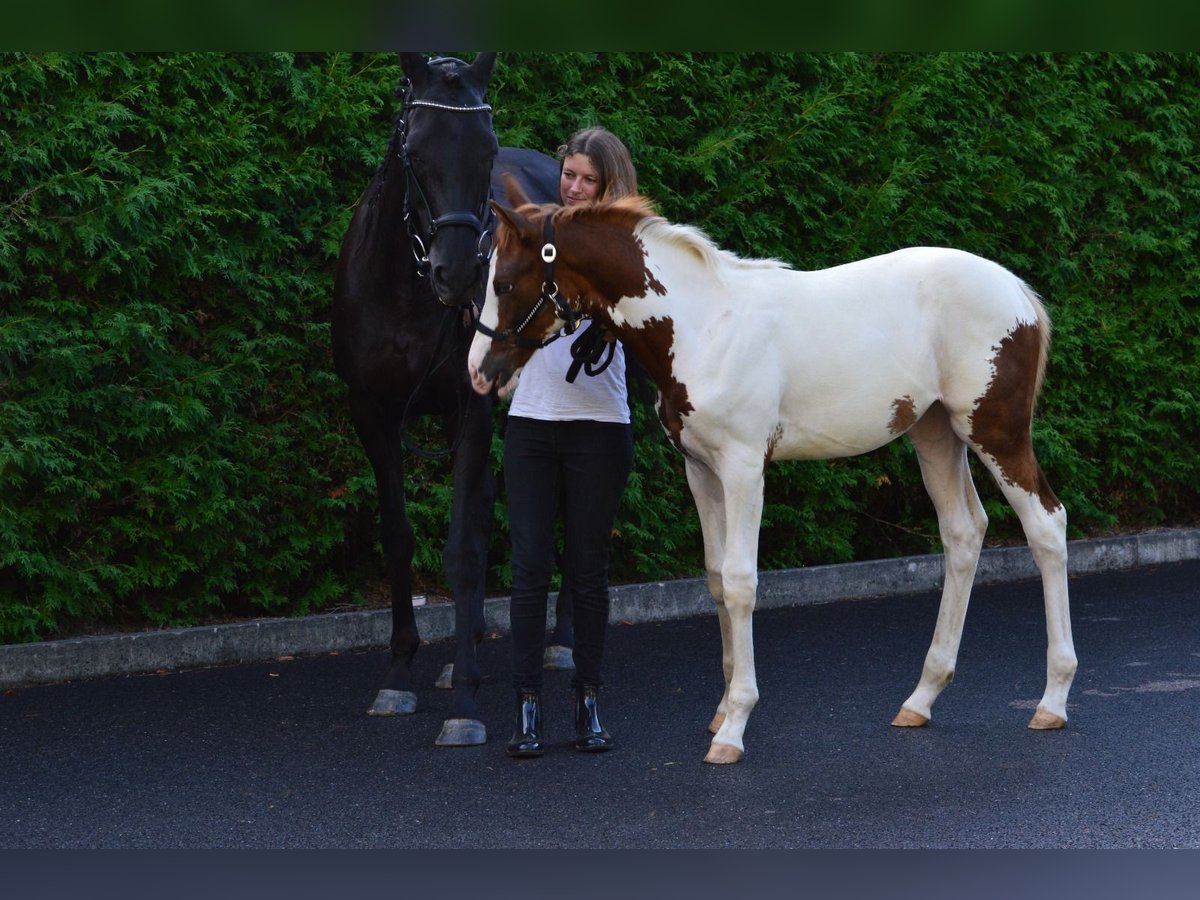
[431,261,480,302]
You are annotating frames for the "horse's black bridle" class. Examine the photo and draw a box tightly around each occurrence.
[393,83,498,459]
[397,88,497,300]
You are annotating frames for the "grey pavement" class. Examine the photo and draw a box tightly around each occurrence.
[2,549,1199,852]
[2,527,1198,688]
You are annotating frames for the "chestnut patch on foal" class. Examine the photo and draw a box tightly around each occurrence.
[559,203,667,308]
[764,423,785,472]
[586,230,659,302]
[969,323,1061,513]
[575,214,687,452]
[889,395,918,435]
[618,316,694,453]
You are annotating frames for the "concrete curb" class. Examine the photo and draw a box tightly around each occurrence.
[3,528,1198,689]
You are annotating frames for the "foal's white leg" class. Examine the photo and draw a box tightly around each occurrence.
[700,455,765,764]
[684,459,732,736]
[973,454,1076,728]
[895,404,988,726]
[710,603,734,735]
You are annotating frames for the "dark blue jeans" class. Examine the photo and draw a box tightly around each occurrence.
[504,416,634,691]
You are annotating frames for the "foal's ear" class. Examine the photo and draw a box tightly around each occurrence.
[491,200,533,241]
[493,173,539,241]
[499,172,533,210]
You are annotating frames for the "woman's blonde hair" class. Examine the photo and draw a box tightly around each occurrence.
[556,126,638,201]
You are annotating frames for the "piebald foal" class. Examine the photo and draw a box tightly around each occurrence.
[469,190,1077,764]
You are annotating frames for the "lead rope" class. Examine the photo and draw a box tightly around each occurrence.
[564,319,616,383]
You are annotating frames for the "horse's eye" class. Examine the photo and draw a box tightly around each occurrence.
[494,282,513,295]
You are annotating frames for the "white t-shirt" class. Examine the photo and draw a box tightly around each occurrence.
[508,326,629,424]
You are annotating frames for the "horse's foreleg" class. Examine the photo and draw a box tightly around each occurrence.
[696,458,764,765]
[895,406,987,726]
[684,460,731,736]
[359,411,422,717]
[709,603,733,735]
[436,394,495,746]
[705,582,756,764]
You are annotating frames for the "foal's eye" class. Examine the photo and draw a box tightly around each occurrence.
[494,282,513,295]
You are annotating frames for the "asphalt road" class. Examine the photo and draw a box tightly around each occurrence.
[3,560,1199,850]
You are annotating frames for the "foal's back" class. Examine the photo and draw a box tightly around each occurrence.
[665,246,1046,463]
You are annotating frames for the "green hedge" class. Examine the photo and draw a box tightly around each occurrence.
[2,52,1198,642]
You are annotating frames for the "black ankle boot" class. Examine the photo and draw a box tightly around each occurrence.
[507,690,544,758]
[574,684,614,752]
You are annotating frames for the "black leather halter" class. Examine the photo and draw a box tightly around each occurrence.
[475,214,584,349]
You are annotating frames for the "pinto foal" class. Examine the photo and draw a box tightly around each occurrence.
[469,190,1076,764]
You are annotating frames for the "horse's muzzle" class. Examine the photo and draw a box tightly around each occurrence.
[480,353,514,395]
[430,260,484,308]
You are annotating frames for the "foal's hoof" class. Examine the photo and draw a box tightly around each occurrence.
[891,707,929,727]
[704,742,744,765]
[435,663,454,690]
[708,713,726,735]
[1028,708,1067,730]
[543,645,575,670]
[435,718,487,746]
[367,689,417,716]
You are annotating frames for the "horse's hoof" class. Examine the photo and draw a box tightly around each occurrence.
[435,663,454,690]
[543,645,575,670]
[435,718,487,746]
[704,742,744,764]
[891,707,929,727]
[1028,708,1066,730]
[708,712,725,735]
[367,689,417,716]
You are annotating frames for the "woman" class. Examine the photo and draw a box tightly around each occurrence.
[503,127,637,758]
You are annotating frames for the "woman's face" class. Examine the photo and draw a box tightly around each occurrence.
[560,152,601,206]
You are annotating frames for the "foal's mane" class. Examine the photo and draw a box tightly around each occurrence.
[581,197,791,274]
[498,194,790,276]
[637,216,790,274]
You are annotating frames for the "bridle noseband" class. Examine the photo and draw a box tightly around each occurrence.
[397,89,496,300]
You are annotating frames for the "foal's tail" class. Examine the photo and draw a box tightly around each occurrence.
[1021,281,1053,408]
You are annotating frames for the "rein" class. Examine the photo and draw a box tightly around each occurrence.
[397,90,496,300]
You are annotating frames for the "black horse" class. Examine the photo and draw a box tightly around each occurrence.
[332,52,565,746]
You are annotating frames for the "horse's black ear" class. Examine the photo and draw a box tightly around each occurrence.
[399,52,428,84]
[469,52,497,85]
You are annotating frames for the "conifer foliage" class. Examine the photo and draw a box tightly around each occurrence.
[2,52,1197,640]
